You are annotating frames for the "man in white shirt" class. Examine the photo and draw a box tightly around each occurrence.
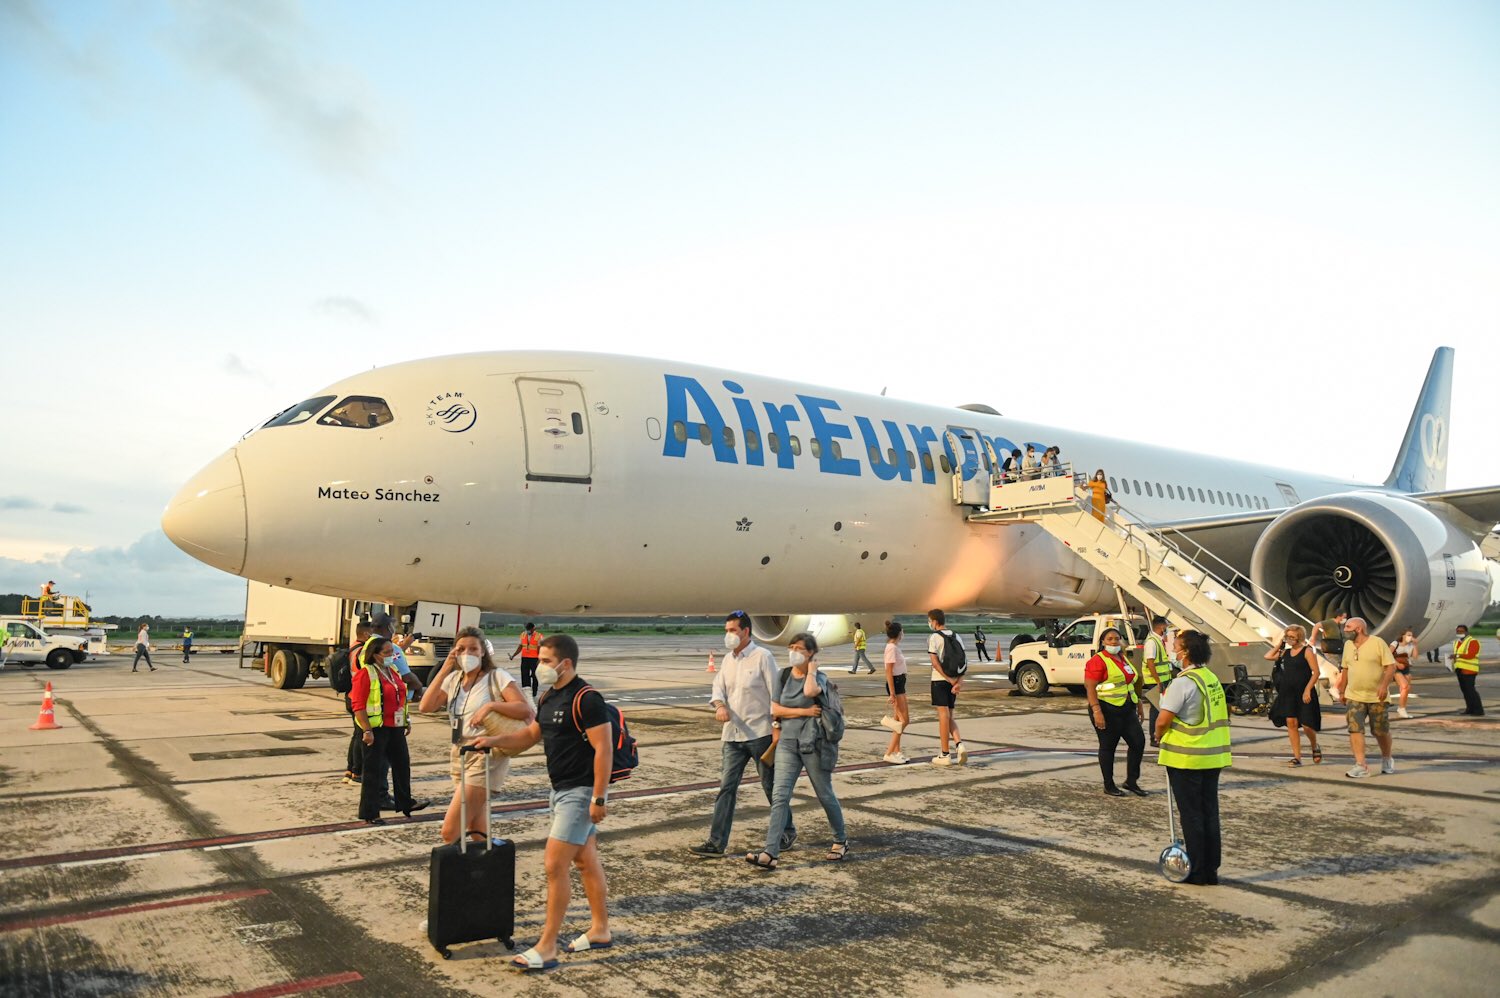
[689,611,797,857]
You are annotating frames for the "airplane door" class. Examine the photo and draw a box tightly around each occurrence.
[516,379,593,483]
[944,427,992,505]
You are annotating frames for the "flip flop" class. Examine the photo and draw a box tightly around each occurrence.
[511,948,558,972]
[565,933,615,953]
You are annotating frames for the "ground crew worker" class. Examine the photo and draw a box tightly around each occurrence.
[511,622,543,697]
[1141,617,1173,746]
[1155,630,1232,886]
[1452,624,1484,716]
[182,628,193,664]
[848,622,874,674]
[1084,626,1146,797]
[352,636,419,824]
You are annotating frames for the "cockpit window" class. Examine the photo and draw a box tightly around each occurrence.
[263,396,337,428]
[318,396,395,429]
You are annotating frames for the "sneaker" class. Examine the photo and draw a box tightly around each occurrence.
[1380,757,1396,775]
[779,828,798,851]
[954,742,969,765]
[1397,707,1410,719]
[931,753,952,766]
[882,751,907,765]
[1345,765,1370,779]
[879,715,902,733]
[688,842,725,858]
[896,753,911,764]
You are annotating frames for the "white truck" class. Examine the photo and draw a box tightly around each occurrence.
[240,582,481,689]
[1,617,90,670]
[1006,613,1151,697]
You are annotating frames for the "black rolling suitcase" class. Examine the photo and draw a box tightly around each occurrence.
[427,744,515,958]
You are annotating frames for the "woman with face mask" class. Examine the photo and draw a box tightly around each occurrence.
[352,637,417,824]
[1389,627,1418,719]
[1088,469,1112,522]
[419,626,534,844]
[746,633,848,870]
[1084,626,1147,797]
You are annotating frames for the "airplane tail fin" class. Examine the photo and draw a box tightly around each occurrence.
[1385,346,1453,493]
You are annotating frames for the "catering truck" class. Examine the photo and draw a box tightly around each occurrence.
[240,582,481,689]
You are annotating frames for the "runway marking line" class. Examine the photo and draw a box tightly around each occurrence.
[217,971,363,998]
[0,887,270,932]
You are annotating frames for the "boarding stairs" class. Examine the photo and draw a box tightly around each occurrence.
[963,466,1317,660]
[21,595,92,629]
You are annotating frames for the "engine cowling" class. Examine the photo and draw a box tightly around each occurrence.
[748,614,857,648]
[1250,492,1493,644]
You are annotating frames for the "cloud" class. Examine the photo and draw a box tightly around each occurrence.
[313,296,376,324]
[0,530,246,617]
[0,0,108,81]
[169,0,380,175]
[0,496,43,511]
[51,502,88,515]
[223,352,272,384]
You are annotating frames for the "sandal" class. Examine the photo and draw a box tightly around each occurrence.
[826,842,850,862]
[744,851,778,871]
[1312,746,1323,764]
[1286,758,1302,767]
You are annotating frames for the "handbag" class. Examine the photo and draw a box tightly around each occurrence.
[465,672,531,758]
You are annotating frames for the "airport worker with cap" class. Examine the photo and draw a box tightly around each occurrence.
[1154,630,1231,885]
[1452,624,1484,716]
[1085,625,1146,797]
[510,622,544,698]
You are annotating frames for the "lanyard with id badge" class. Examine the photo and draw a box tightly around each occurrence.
[450,676,490,744]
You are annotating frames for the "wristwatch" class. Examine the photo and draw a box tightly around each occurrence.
[592,796,607,807]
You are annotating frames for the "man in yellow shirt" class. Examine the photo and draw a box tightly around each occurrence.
[1335,617,1398,779]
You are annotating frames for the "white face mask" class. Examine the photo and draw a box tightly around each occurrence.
[724,632,741,651]
[537,664,561,687]
[789,650,807,667]
[458,653,481,674]
[1104,643,1122,655]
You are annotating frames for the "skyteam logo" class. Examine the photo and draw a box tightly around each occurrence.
[1420,413,1446,471]
[426,391,477,433]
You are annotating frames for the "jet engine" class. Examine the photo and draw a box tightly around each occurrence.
[748,614,857,648]
[1250,492,1493,642]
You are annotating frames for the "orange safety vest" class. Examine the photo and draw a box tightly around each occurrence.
[520,631,542,656]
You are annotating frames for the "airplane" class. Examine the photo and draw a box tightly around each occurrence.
[162,346,1497,650]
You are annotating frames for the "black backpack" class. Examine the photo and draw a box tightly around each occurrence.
[937,629,968,678]
[572,685,639,784]
[329,646,355,694]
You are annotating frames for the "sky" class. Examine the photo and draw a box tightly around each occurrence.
[1,0,1497,616]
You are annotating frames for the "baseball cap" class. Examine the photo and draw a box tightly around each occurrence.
[370,612,394,629]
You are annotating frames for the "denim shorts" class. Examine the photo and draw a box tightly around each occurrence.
[548,785,596,845]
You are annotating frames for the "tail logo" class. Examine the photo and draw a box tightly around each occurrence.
[1420,413,1446,471]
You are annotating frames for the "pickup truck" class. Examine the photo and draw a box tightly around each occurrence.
[0,618,89,670]
[1007,613,1149,696]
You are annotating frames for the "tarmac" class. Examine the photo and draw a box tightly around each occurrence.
[1,636,1497,997]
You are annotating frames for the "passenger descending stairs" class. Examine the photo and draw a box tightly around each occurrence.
[966,469,1316,658]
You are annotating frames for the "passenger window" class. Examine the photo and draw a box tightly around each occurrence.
[723,426,736,448]
[921,452,934,474]
[698,424,711,445]
[672,421,688,443]
[906,450,916,470]
[887,447,899,466]
[869,445,881,464]
[263,395,336,428]
[939,454,952,474]
[318,396,394,429]
[746,430,761,452]
[572,413,585,435]
[1155,482,1164,496]
[831,440,843,460]
[768,432,780,453]
[1132,479,1141,494]
[810,438,823,459]
[1216,490,1225,505]
[790,436,802,456]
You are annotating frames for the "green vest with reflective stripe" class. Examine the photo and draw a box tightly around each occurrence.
[1094,652,1138,706]
[1454,638,1480,673]
[1142,633,1173,685]
[1158,669,1231,769]
[362,662,408,729]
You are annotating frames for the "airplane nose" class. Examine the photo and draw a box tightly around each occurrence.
[162,449,247,575]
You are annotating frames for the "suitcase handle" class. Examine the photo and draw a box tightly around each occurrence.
[456,742,494,853]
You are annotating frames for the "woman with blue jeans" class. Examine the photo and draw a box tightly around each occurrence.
[746,633,848,870]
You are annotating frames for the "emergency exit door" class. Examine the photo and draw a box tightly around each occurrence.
[516,379,593,483]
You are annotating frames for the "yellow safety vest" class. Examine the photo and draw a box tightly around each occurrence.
[854,629,866,650]
[1454,637,1480,673]
[361,662,408,729]
[1158,669,1232,770]
[1093,652,1139,706]
[1142,633,1173,686]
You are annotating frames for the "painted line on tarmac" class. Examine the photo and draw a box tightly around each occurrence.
[0,887,270,932]
[217,971,364,998]
[0,747,1027,872]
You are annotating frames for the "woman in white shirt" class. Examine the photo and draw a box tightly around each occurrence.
[419,626,534,845]
[880,621,910,764]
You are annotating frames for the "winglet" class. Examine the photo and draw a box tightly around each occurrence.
[1385,347,1454,493]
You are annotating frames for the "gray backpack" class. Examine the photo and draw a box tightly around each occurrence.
[777,667,846,744]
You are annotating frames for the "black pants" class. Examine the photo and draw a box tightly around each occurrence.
[358,728,412,820]
[131,644,153,670]
[975,642,989,662]
[520,657,539,696]
[182,646,191,663]
[343,697,363,777]
[1143,684,1161,743]
[1094,700,1144,789]
[1167,767,1223,884]
[1457,671,1485,715]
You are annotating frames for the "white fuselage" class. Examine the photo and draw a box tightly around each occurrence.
[163,351,1373,618]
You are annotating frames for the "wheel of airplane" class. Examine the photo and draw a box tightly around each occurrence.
[1014,662,1050,697]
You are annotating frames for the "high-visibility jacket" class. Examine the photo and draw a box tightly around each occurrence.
[1090,651,1138,706]
[520,631,542,656]
[854,629,867,650]
[1141,633,1173,686]
[1158,669,1232,770]
[361,662,408,729]
[1453,637,1481,673]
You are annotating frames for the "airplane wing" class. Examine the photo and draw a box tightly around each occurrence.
[1410,484,1500,530]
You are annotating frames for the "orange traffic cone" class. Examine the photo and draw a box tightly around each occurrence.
[30,681,61,731]
[705,652,716,673]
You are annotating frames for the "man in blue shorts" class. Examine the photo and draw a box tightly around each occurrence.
[476,633,614,971]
